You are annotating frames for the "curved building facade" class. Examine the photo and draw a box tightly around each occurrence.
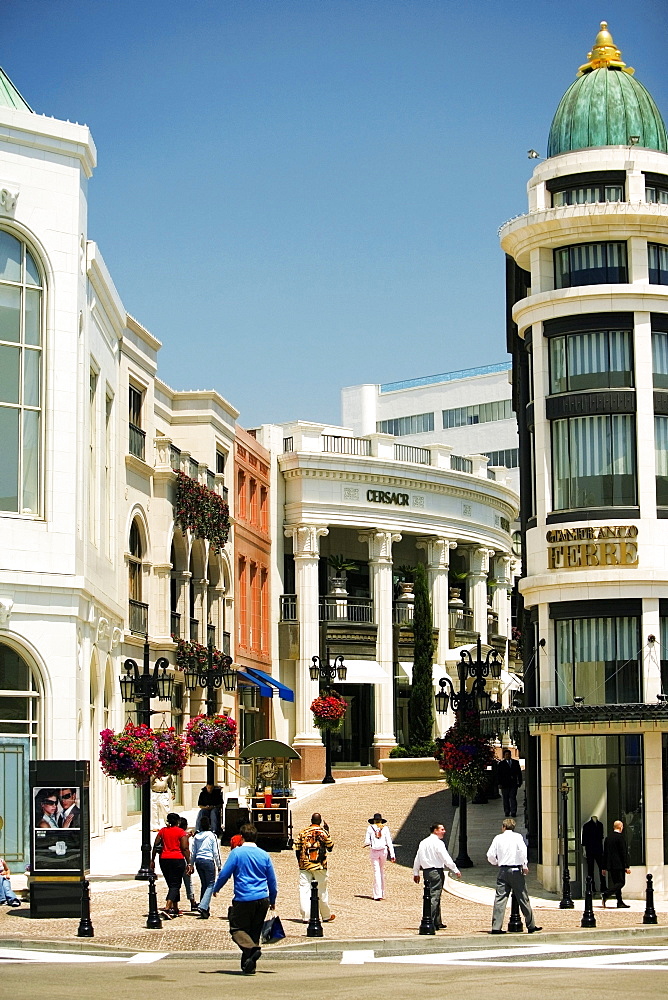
[500,24,668,897]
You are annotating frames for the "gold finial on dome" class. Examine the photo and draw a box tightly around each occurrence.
[577,21,634,76]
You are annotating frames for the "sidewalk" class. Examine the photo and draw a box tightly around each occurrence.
[2,777,663,952]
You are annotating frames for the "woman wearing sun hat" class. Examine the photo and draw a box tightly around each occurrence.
[363,813,396,900]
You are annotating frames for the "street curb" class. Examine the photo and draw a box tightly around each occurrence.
[1,923,665,961]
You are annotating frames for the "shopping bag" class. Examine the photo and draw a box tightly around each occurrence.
[260,914,286,944]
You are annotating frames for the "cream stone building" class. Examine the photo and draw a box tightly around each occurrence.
[494,23,668,899]
[255,420,519,781]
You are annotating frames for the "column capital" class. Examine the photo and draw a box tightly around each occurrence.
[471,546,495,575]
[415,536,457,569]
[285,523,329,558]
[358,530,401,563]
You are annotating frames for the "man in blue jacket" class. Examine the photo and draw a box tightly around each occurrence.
[213,823,278,975]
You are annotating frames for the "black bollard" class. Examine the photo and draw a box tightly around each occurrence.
[643,873,658,925]
[306,878,323,938]
[418,880,435,935]
[77,879,94,938]
[146,873,163,930]
[581,875,596,928]
[507,892,523,932]
[559,858,574,909]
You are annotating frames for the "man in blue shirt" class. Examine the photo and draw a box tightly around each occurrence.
[213,823,278,975]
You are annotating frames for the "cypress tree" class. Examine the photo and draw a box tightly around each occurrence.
[408,562,434,748]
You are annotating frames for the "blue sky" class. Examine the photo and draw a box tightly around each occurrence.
[5,1,667,427]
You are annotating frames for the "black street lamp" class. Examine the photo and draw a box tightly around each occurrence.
[182,638,237,786]
[119,640,174,880]
[435,637,501,869]
[559,779,574,908]
[310,654,347,784]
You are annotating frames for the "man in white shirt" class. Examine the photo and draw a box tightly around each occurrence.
[412,823,461,930]
[486,818,541,934]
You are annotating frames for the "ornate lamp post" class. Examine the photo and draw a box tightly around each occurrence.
[182,638,237,786]
[119,640,174,880]
[435,637,501,868]
[559,779,574,908]
[310,654,347,784]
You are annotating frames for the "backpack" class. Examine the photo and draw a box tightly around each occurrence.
[299,827,327,866]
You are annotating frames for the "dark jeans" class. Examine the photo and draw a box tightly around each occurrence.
[229,896,270,964]
[159,858,185,903]
[195,859,217,912]
[500,786,518,817]
[423,867,446,929]
[585,852,607,893]
[604,868,626,903]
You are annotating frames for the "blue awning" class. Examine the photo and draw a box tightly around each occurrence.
[236,670,273,698]
[244,667,295,702]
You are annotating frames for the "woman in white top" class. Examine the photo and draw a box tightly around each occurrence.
[363,812,396,900]
[191,814,222,918]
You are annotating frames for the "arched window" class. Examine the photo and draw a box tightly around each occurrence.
[0,642,40,751]
[0,231,43,515]
[128,519,146,635]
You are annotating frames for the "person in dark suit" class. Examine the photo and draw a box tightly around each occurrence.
[58,788,80,829]
[497,749,523,818]
[581,816,606,894]
[602,820,631,907]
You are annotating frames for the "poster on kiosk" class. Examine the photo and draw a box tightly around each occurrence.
[29,760,90,918]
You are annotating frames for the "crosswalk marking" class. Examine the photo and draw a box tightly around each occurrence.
[341,944,668,971]
[0,948,167,965]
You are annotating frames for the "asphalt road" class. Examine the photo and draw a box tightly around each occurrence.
[3,941,668,1000]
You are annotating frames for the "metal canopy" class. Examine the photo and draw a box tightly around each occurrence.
[239,739,301,760]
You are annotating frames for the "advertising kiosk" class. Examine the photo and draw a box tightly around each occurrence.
[29,759,90,918]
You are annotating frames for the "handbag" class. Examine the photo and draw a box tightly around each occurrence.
[260,913,286,944]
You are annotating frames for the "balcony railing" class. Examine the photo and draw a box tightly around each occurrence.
[207,623,216,645]
[449,605,474,633]
[170,611,181,639]
[319,596,373,624]
[169,444,181,471]
[190,617,199,642]
[221,631,231,655]
[129,423,146,461]
[451,454,472,474]
[188,458,199,480]
[394,443,431,465]
[322,435,371,456]
[280,594,298,622]
[206,470,215,490]
[393,600,415,625]
[222,485,229,504]
[129,599,148,637]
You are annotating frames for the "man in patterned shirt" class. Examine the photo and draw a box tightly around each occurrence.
[295,812,334,922]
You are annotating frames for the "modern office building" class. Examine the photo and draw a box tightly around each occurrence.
[342,364,519,494]
[496,22,668,898]
[255,420,519,781]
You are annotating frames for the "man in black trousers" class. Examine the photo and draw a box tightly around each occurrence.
[581,815,606,894]
[497,749,523,818]
[601,820,631,908]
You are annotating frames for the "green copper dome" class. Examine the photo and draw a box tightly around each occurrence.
[0,66,32,113]
[547,23,667,157]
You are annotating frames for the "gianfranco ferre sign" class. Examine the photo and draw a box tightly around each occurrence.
[546,525,638,569]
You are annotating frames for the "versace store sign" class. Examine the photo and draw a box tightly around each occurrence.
[546,525,638,570]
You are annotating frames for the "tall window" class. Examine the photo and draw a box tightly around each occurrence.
[648,244,668,285]
[552,414,636,510]
[555,616,641,705]
[0,231,42,515]
[128,521,142,602]
[555,242,628,288]
[552,183,623,206]
[238,557,247,648]
[104,393,113,557]
[549,329,633,393]
[655,416,668,506]
[484,449,519,469]
[237,470,246,520]
[0,642,39,751]
[128,384,144,460]
[377,412,434,436]
[443,399,512,428]
[652,331,668,388]
[88,369,98,542]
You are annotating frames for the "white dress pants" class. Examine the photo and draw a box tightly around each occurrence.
[299,868,331,920]
[370,849,387,899]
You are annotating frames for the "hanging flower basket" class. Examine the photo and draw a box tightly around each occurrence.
[99,722,161,786]
[311,694,348,732]
[186,713,237,757]
[174,637,230,672]
[175,471,230,552]
[436,713,496,799]
[153,726,189,775]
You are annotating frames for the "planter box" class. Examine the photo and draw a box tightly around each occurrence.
[379,757,442,781]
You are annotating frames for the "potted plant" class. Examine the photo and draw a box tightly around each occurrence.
[327,555,358,593]
[310,693,348,731]
[186,713,237,757]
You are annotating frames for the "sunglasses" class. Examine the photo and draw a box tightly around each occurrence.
[61,793,74,800]
[44,800,58,806]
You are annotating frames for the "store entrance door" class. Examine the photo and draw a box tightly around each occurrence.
[330,684,374,768]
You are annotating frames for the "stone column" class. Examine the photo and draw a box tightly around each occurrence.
[359,530,401,764]
[193,578,209,644]
[468,547,494,638]
[153,563,172,639]
[284,523,328,780]
[174,571,191,640]
[416,536,457,666]
[491,554,513,651]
